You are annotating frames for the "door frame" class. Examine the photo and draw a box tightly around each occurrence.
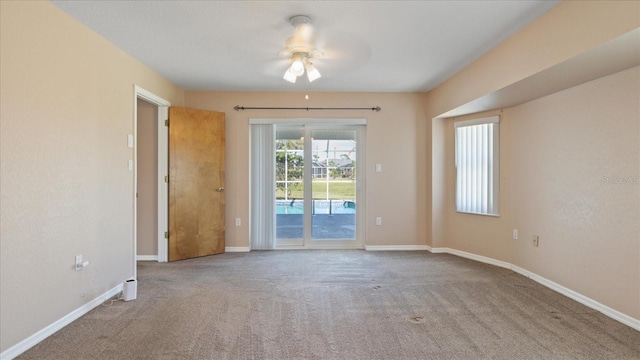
[134,85,170,272]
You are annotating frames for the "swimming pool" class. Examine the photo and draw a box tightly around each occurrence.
[276,200,355,215]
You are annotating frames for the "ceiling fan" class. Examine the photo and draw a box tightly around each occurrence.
[280,15,323,83]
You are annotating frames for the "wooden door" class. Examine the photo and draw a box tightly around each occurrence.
[168,107,225,261]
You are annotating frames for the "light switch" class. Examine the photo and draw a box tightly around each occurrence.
[375,164,382,172]
[127,134,134,148]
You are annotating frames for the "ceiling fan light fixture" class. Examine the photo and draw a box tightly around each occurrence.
[305,62,321,82]
[281,16,323,84]
[290,55,305,76]
[283,69,297,83]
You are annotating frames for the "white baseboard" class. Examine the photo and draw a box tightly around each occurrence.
[429,247,512,269]
[365,245,430,251]
[225,246,251,252]
[0,284,124,360]
[510,265,640,331]
[428,247,640,331]
[136,255,158,261]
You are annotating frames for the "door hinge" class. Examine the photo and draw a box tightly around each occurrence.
[164,175,169,183]
[164,231,168,239]
[165,119,169,127]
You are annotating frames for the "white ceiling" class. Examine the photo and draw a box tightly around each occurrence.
[51,0,559,93]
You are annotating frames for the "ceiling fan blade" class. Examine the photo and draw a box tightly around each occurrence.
[278,49,291,58]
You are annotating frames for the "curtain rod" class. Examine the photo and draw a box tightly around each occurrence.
[234,105,381,112]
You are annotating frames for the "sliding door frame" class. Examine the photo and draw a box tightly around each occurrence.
[249,118,367,250]
[301,125,365,249]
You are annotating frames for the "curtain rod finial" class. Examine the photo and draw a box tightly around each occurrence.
[234,105,244,111]
[374,106,381,112]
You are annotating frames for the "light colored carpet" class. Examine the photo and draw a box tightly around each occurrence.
[19,251,640,359]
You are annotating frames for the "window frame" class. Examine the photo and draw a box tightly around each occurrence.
[454,115,500,217]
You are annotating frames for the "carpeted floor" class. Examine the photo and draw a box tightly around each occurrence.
[18,251,640,359]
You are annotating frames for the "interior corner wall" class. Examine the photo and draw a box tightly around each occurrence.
[184,91,431,250]
[430,117,447,249]
[419,93,433,248]
[425,1,640,324]
[0,1,184,353]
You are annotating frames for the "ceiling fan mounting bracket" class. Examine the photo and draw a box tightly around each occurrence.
[289,15,312,27]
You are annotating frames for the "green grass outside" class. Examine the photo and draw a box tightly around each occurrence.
[276,180,355,200]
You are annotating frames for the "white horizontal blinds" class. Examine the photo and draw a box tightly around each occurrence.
[455,116,500,215]
[250,124,276,249]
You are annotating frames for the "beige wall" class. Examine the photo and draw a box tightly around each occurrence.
[0,1,184,352]
[507,66,639,318]
[136,99,159,256]
[427,0,640,323]
[184,92,430,249]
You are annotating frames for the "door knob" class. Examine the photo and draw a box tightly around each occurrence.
[216,187,225,192]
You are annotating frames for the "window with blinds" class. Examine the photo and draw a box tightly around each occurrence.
[454,116,500,216]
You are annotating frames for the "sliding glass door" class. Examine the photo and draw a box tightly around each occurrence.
[275,124,364,249]
[275,125,305,246]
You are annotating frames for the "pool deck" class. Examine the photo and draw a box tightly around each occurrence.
[277,214,355,239]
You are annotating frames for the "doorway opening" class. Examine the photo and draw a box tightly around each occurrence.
[133,86,170,273]
[136,98,159,261]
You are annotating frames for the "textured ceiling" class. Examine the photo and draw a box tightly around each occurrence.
[51,1,559,92]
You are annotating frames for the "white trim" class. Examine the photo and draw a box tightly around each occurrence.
[157,106,169,263]
[225,246,251,252]
[429,247,511,269]
[133,85,170,264]
[132,90,139,279]
[136,255,159,261]
[427,247,640,331]
[135,86,170,107]
[453,115,500,128]
[510,265,640,331]
[249,118,367,125]
[0,284,123,360]
[365,245,430,251]
[278,244,364,250]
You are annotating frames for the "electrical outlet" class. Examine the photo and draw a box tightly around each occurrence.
[532,235,539,247]
[235,218,241,227]
[376,217,382,226]
[513,229,518,240]
[75,255,83,271]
